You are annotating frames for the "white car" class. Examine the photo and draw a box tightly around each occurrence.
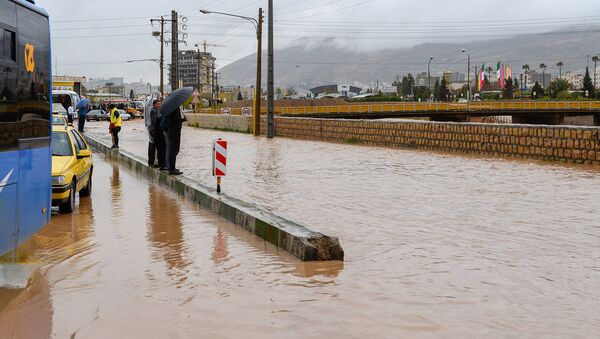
[52,103,67,115]
[117,109,131,121]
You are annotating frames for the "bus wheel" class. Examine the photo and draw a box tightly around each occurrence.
[59,183,76,213]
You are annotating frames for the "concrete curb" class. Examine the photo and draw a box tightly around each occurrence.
[83,135,344,262]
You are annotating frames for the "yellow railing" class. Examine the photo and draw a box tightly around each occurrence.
[198,101,600,116]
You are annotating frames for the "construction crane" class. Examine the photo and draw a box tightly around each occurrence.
[201,40,226,53]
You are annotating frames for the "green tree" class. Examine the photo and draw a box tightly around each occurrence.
[556,61,564,78]
[392,79,401,96]
[433,79,440,101]
[285,86,297,96]
[531,81,544,99]
[401,73,415,97]
[583,67,595,98]
[539,63,547,87]
[547,78,571,99]
[439,77,450,101]
[129,89,135,100]
[237,91,243,100]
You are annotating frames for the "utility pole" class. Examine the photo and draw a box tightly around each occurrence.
[267,0,274,138]
[215,72,221,102]
[462,49,470,102]
[473,65,477,97]
[171,10,179,91]
[150,16,175,96]
[255,8,263,136]
[211,63,216,105]
[196,46,201,96]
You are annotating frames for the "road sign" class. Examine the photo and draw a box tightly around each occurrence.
[241,107,252,116]
[221,107,231,115]
[212,139,227,177]
[212,139,227,193]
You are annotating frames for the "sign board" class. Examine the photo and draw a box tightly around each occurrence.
[212,139,227,177]
[221,107,231,115]
[241,107,252,116]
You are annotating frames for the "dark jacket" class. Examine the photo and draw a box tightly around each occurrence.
[149,108,159,135]
[160,107,183,132]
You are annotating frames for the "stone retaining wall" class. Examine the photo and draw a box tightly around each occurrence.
[84,134,344,261]
[187,114,600,165]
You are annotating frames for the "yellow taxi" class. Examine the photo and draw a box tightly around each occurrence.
[51,125,93,213]
[52,114,68,127]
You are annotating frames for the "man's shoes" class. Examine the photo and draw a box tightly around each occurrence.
[169,169,183,175]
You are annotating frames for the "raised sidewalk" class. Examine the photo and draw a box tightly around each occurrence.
[83,134,344,262]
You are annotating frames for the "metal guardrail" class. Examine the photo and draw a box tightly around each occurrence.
[197,101,600,116]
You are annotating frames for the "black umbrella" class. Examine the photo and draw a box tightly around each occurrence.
[159,87,194,117]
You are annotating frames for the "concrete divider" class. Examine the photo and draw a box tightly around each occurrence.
[83,135,344,262]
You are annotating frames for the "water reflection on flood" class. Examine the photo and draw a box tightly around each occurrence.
[1,121,599,337]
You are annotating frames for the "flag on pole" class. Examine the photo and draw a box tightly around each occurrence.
[479,64,485,91]
[496,61,502,87]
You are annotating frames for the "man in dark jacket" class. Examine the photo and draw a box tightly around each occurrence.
[161,107,184,175]
[148,100,166,169]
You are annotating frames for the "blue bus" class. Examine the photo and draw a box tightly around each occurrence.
[0,0,51,256]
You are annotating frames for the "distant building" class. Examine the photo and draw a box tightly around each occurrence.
[309,84,362,98]
[415,72,440,87]
[86,77,125,98]
[563,71,584,89]
[124,82,155,100]
[447,72,466,84]
[172,50,216,93]
[528,70,553,88]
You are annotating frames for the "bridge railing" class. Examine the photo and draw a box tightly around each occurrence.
[197,101,600,116]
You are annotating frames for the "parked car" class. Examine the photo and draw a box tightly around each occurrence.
[86,109,107,121]
[126,107,143,119]
[118,109,131,121]
[51,125,93,213]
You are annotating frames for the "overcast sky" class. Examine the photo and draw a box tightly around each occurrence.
[37,0,600,84]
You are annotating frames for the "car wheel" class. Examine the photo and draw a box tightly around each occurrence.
[80,171,92,197]
[59,182,76,213]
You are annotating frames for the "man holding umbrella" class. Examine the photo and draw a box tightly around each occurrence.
[76,98,91,132]
[159,87,193,176]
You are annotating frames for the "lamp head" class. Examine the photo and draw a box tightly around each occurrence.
[461,49,466,53]
[199,9,210,14]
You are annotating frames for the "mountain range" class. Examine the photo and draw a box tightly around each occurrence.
[218,28,600,90]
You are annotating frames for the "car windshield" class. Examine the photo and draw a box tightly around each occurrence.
[52,131,73,156]
[52,116,66,125]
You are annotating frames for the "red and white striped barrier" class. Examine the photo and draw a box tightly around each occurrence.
[212,139,227,192]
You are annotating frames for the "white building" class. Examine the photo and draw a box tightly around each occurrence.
[563,72,584,89]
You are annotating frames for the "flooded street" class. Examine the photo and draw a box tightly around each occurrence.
[1,120,599,337]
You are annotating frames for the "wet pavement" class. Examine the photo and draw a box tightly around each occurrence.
[1,120,599,337]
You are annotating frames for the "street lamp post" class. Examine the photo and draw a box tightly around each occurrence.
[428,56,433,99]
[462,49,470,102]
[200,8,263,137]
[127,58,162,95]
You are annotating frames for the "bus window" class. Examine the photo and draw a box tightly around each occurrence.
[1,28,16,61]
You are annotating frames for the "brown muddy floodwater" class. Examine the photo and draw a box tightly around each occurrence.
[1,120,599,338]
